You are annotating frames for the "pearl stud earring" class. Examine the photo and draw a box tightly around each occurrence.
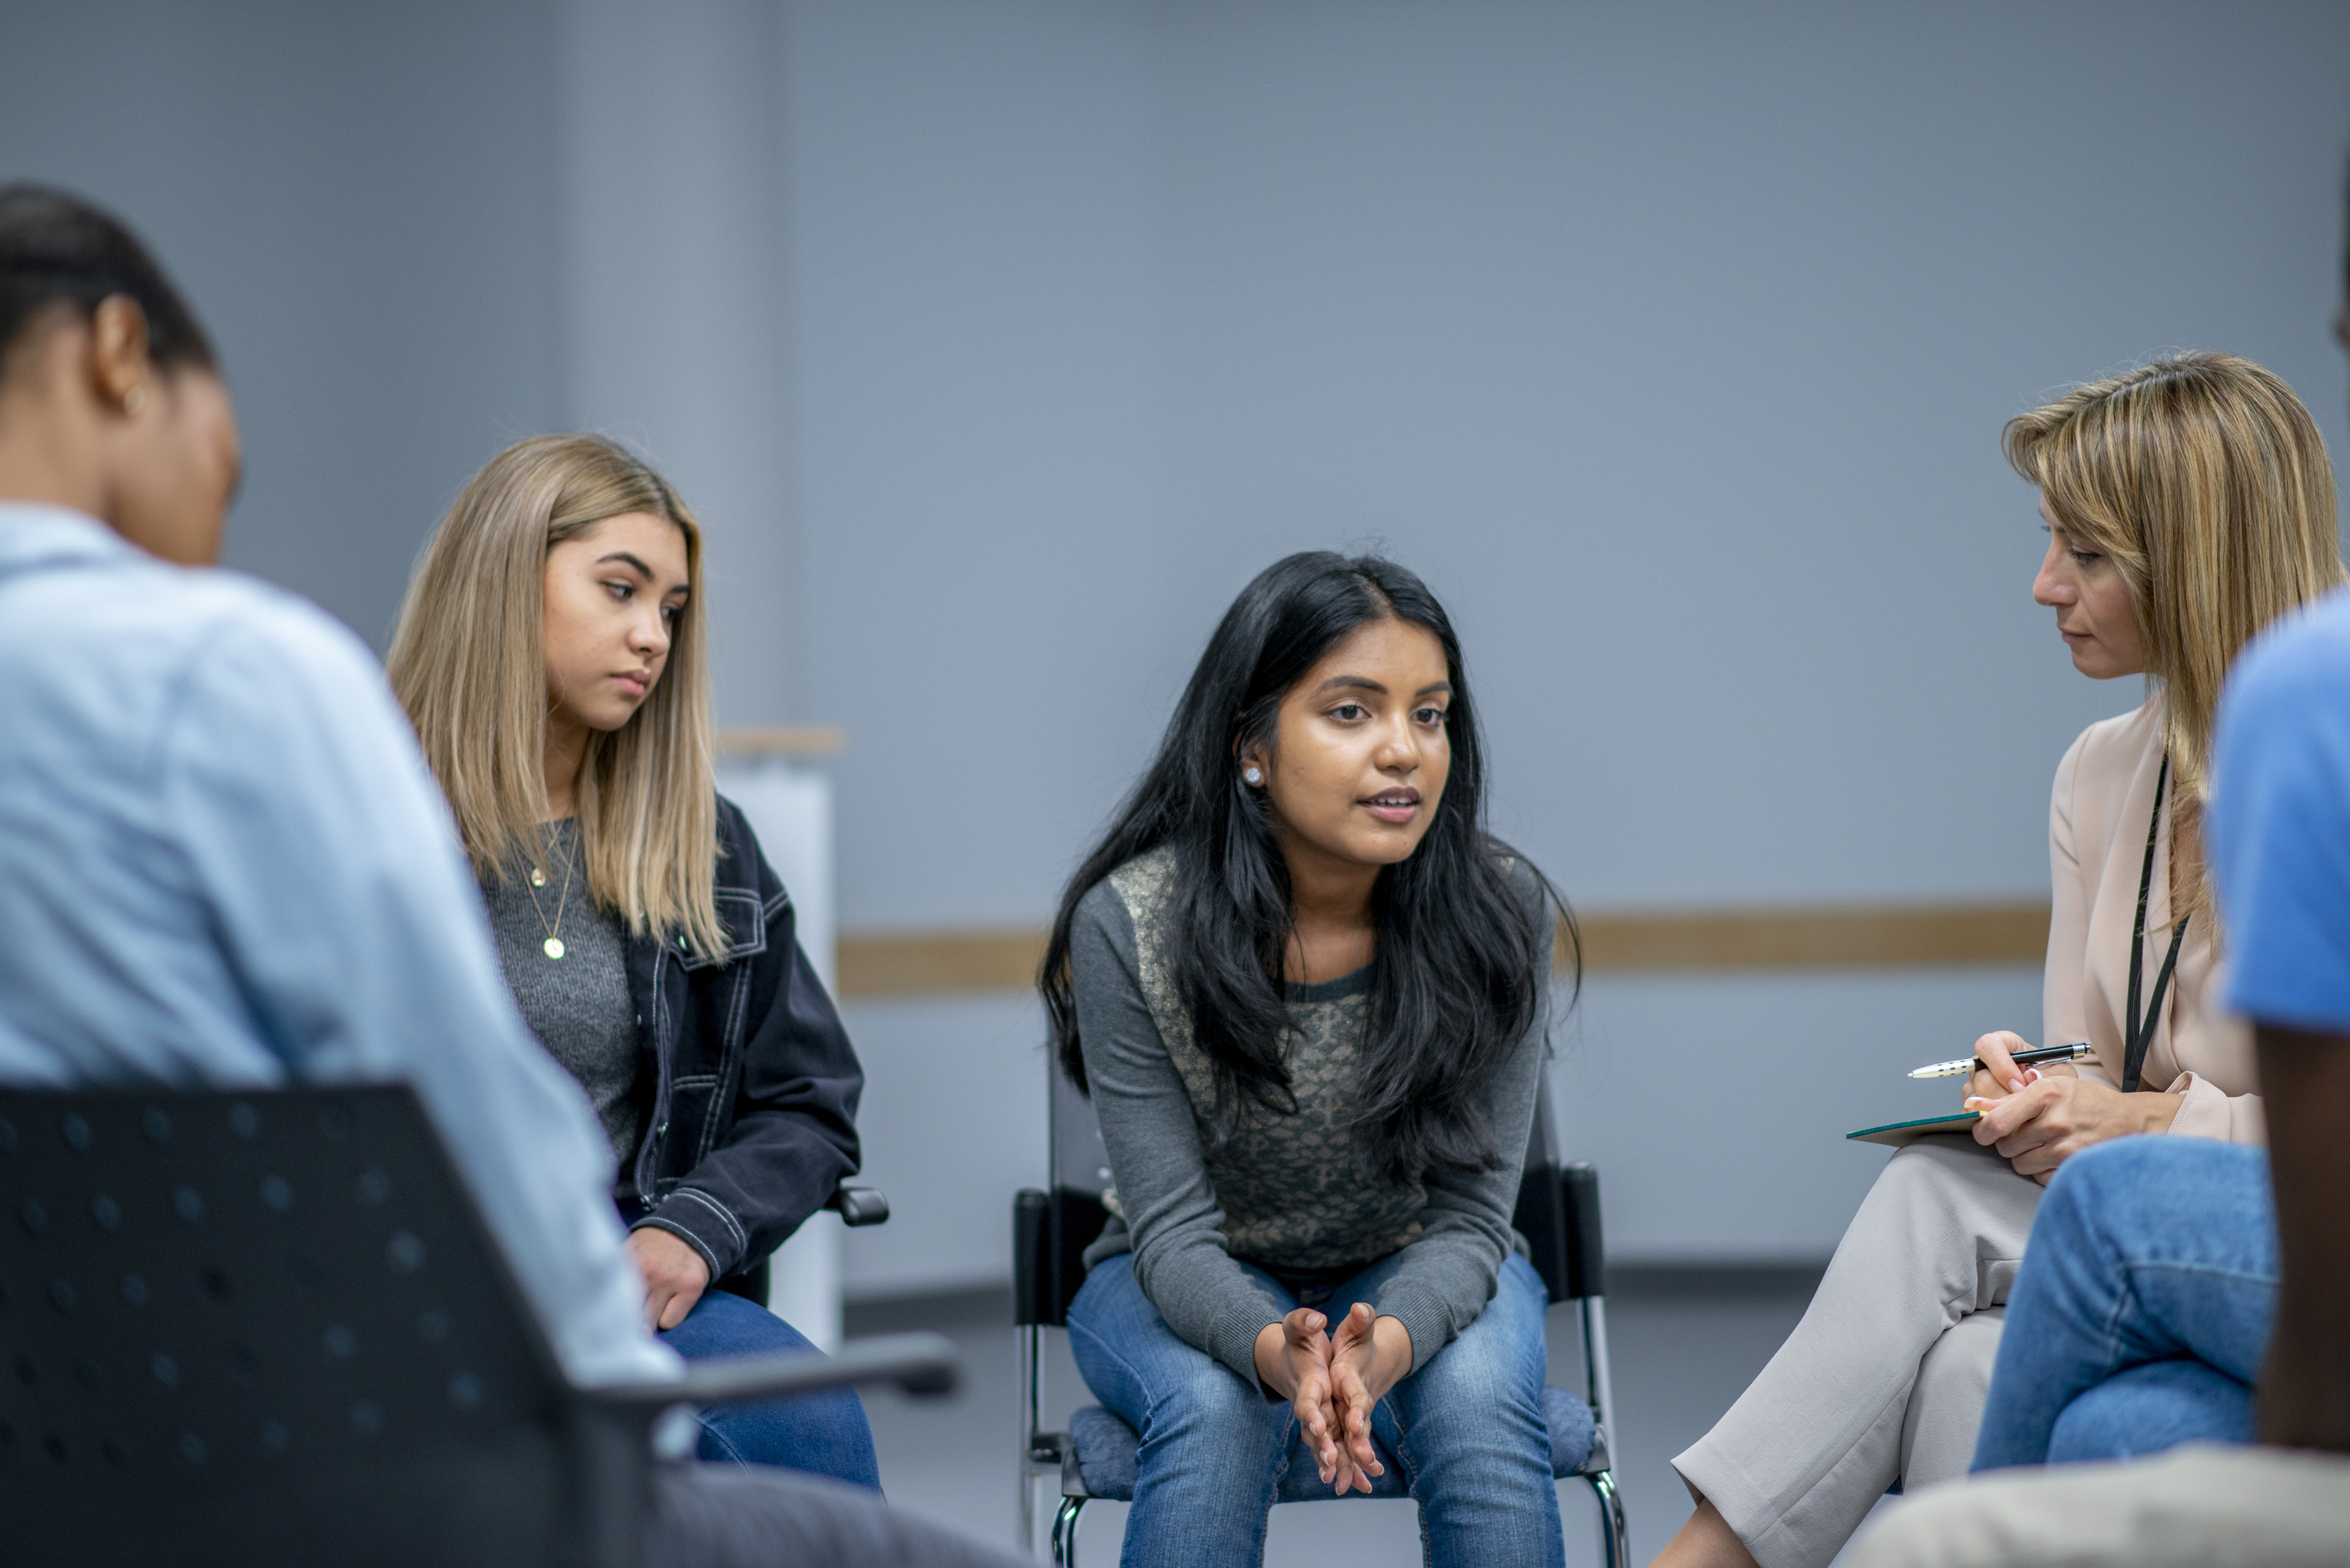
[1243,766,1263,786]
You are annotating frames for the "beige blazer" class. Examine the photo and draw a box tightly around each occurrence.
[2044,698,2261,1143]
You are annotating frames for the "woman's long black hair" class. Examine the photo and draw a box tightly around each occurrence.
[1041,551,1579,1185]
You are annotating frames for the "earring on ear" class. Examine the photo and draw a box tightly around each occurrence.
[122,385,146,417]
[1243,766,1263,786]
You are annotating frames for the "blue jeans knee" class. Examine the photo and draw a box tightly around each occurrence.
[1376,1253,1563,1568]
[2047,1357,2255,1464]
[1068,1255,1289,1568]
[660,1287,882,1490]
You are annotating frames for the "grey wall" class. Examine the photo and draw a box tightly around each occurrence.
[791,0,2350,1292]
[0,0,566,649]
[557,0,799,722]
[6,1,2345,1294]
[790,0,2350,930]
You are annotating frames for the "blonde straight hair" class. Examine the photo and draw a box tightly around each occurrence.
[2005,352,2345,918]
[389,434,727,961]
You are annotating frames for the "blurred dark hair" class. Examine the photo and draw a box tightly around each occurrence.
[0,184,214,378]
[1041,551,1578,1184]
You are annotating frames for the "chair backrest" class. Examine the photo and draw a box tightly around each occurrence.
[0,1085,640,1568]
[1513,1082,1606,1303]
[1018,1059,1602,1327]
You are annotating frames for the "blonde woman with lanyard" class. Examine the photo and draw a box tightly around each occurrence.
[1651,353,2346,1568]
[389,435,877,1487]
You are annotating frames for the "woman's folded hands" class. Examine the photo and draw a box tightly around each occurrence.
[1254,1302,1415,1495]
[1965,1031,2186,1183]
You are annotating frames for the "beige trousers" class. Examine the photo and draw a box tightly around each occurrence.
[1672,1137,2043,1568]
[1846,1445,2350,1568]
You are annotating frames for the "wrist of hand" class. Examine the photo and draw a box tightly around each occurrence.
[1367,1315,1413,1394]
[2142,1090,2185,1135]
[1253,1321,1292,1396]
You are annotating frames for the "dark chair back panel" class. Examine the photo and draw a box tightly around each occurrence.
[1050,1069,1112,1200]
[1528,1081,1561,1171]
[1513,1162,1571,1304]
[1047,1188,1108,1327]
[1031,1067,1115,1327]
[0,1086,615,1568]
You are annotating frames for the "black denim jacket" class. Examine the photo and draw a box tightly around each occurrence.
[620,795,863,1284]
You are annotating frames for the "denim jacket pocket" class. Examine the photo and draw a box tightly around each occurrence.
[681,887,769,970]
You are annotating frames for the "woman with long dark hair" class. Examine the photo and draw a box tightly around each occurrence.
[1043,552,1576,1568]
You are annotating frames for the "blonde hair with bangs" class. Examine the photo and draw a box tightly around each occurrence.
[2005,352,2345,919]
[389,434,727,961]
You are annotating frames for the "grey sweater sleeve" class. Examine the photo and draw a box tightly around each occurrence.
[1373,978,1549,1373]
[1071,882,1285,1386]
[1370,856,1554,1372]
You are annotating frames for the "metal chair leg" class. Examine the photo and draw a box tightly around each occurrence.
[1584,1469,1629,1568]
[1017,1325,1040,1552]
[1050,1495,1086,1567]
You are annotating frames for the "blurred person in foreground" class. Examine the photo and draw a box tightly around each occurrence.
[0,180,1018,1568]
[1846,191,2350,1568]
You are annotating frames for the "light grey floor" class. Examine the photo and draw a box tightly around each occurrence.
[846,1266,1895,1566]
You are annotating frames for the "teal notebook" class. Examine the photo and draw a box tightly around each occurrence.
[1846,1111,1983,1148]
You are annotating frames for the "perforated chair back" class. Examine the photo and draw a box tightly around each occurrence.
[0,1085,642,1568]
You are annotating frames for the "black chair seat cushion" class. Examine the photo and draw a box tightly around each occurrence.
[1067,1385,1594,1502]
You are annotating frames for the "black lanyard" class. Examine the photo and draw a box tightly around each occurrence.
[2123,755,2189,1094]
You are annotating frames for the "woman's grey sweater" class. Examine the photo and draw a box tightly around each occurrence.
[481,820,643,1186]
[1071,847,1550,1387]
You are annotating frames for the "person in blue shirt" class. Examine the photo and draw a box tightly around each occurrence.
[0,181,1014,1568]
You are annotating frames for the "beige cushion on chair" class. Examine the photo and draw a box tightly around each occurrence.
[1847,1444,2350,1568]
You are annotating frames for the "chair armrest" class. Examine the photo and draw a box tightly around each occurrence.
[1561,1163,1605,1299]
[826,1185,891,1227]
[1014,1188,1049,1325]
[589,1331,959,1410]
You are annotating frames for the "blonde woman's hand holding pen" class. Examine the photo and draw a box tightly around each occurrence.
[1961,1030,2182,1183]
[1964,1031,2059,1104]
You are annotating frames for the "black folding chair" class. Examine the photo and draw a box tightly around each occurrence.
[0,1084,952,1568]
[1013,1064,1628,1567]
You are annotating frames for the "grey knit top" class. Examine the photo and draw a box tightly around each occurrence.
[482,819,644,1187]
[1071,846,1550,1386]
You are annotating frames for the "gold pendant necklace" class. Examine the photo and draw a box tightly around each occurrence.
[522,825,576,960]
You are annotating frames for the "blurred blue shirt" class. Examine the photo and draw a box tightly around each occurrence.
[2212,587,2350,1036]
[0,504,676,1388]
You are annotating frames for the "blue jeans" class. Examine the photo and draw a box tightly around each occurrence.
[1969,1135,2276,1472]
[660,1288,883,1490]
[1067,1250,1563,1568]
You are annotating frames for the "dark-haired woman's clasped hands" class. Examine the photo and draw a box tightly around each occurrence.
[1256,1302,1412,1494]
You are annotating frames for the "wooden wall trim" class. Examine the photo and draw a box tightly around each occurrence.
[716,724,845,757]
[834,901,2052,1000]
[1564,901,2048,974]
